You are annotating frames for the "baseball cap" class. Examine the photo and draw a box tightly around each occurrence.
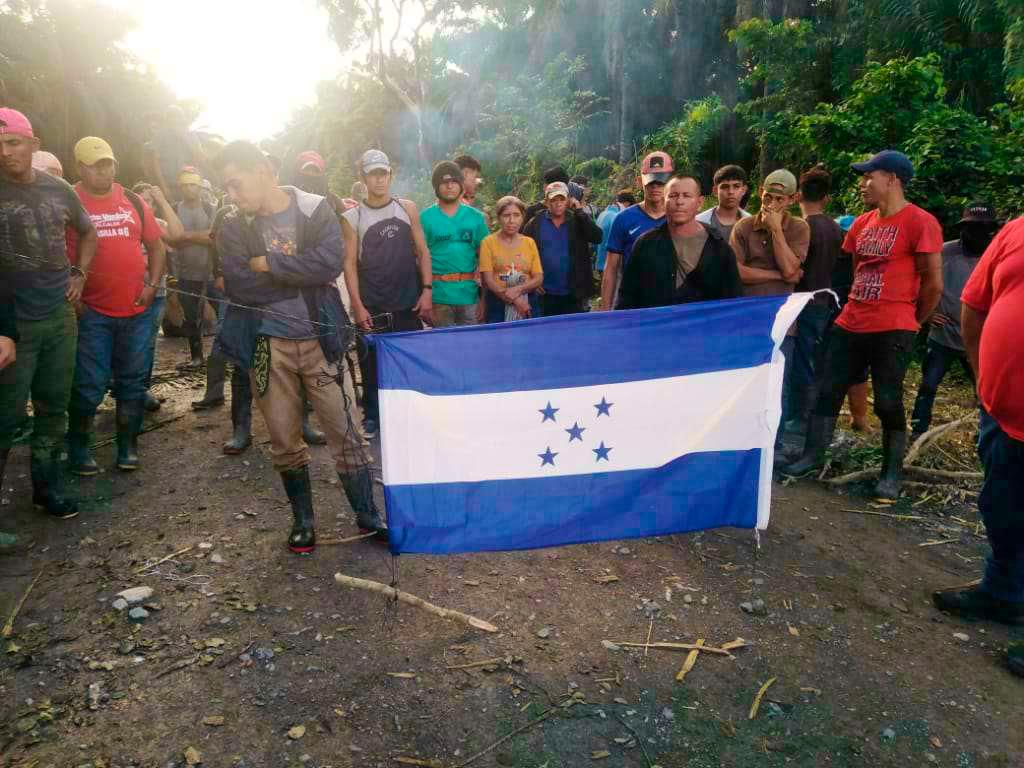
[296,150,326,174]
[763,169,797,196]
[74,136,116,166]
[851,150,914,184]
[178,166,202,187]
[640,151,674,185]
[31,151,62,175]
[431,160,463,191]
[360,149,391,174]
[957,201,997,226]
[545,181,569,200]
[0,108,34,139]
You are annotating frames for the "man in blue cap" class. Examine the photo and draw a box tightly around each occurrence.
[785,150,944,501]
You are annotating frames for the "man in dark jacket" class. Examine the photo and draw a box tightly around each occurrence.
[522,181,603,316]
[212,141,385,555]
[617,175,742,309]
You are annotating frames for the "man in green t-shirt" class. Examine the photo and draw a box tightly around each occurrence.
[421,161,489,327]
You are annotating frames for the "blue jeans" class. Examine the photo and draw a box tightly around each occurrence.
[72,304,156,413]
[910,341,975,434]
[977,408,1024,605]
[143,295,166,388]
[775,335,795,449]
[790,304,833,420]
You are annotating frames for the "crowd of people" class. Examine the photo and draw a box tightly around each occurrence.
[0,105,1020,675]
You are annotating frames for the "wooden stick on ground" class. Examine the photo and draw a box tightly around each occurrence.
[455,707,555,768]
[134,545,194,574]
[445,657,505,671]
[904,414,977,465]
[934,578,982,593]
[644,617,654,657]
[675,638,704,683]
[749,676,777,720]
[840,509,923,522]
[93,414,185,449]
[334,573,498,633]
[2,571,43,638]
[318,532,377,546]
[610,641,735,657]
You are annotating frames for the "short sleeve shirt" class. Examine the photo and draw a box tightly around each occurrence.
[730,213,810,298]
[421,203,488,306]
[479,233,542,280]
[961,217,1024,441]
[836,203,944,333]
[69,183,162,318]
[0,171,94,320]
[606,204,664,266]
[798,214,843,304]
[174,201,214,282]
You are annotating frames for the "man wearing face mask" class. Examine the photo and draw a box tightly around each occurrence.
[909,202,999,441]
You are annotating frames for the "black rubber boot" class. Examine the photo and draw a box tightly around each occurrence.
[0,448,20,550]
[339,467,388,541]
[143,390,162,412]
[223,373,252,455]
[182,335,204,370]
[192,352,226,410]
[782,416,837,475]
[115,400,145,471]
[31,448,78,519]
[67,411,99,477]
[280,466,315,554]
[874,429,907,501]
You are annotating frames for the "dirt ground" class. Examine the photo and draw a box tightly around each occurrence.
[1,335,1021,768]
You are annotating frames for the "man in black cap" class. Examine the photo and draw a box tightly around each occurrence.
[784,150,944,501]
[909,202,1000,441]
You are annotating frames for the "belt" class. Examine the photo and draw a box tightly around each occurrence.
[432,272,476,283]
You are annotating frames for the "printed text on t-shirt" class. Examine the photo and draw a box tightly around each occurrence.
[851,224,899,302]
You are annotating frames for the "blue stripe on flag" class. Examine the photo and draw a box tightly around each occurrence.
[374,296,789,395]
[385,449,761,555]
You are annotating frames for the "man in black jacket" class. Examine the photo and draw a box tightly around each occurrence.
[523,181,603,316]
[617,175,742,309]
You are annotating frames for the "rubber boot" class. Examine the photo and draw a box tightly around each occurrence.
[182,335,204,370]
[67,411,99,477]
[339,467,388,541]
[0,448,19,549]
[782,416,837,476]
[223,373,252,455]
[192,352,226,410]
[31,448,78,519]
[115,400,145,471]
[280,466,315,554]
[848,382,869,431]
[302,393,326,445]
[143,390,161,412]
[874,429,906,501]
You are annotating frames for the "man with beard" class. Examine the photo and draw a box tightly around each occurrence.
[784,151,943,501]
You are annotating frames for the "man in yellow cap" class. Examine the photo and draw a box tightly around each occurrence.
[1,109,97,527]
[66,136,167,475]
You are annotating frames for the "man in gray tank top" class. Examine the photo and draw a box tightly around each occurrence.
[341,150,433,436]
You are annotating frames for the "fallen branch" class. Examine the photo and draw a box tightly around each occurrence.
[318,532,377,546]
[934,578,982,593]
[93,414,185,449]
[840,509,924,522]
[215,640,255,669]
[455,707,555,768]
[918,538,959,548]
[2,571,43,638]
[334,573,497,633]
[609,641,736,657]
[395,759,445,768]
[154,654,200,679]
[904,414,977,465]
[906,466,982,481]
[445,657,505,671]
[134,545,194,574]
[675,638,704,683]
[749,676,777,720]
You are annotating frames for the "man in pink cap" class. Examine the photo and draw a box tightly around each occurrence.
[0,108,97,526]
[600,151,673,310]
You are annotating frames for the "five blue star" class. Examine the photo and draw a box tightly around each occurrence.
[565,422,586,442]
[538,446,558,467]
[539,401,559,423]
[594,397,614,417]
[593,442,612,462]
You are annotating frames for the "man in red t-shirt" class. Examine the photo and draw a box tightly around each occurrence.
[784,151,943,500]
[933,218,1024,653]
[66,137,166,475]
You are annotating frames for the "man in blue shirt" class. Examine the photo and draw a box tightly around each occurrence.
[600,151,672,310]
[596,190,637,272]
[522,182,603,316]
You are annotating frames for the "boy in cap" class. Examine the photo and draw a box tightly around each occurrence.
[0,109,97,523]
[731,169,810,462]
[601,151,673,310]
[66,136,167,475]
[909,201,1000,439]
[421,160,488,327]
[785,150,944,500]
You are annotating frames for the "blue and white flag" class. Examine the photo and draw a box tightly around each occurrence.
[375,294,813,555]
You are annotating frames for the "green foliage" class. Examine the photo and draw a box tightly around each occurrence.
[642,95,730,174]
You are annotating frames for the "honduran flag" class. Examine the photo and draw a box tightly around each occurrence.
[374,294,814,555]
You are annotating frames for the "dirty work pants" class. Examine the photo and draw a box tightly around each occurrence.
[0,303,77,452]
[909,340,975,434]
[977,408,1024,605]
[356,307,422,424]
[813,328,915,432]
[789,303,833,420]
[432,303,477,328]
[251,337,369,473]
[71,304,155,414]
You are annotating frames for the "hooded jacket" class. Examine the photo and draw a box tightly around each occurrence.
[215,186,353,369]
